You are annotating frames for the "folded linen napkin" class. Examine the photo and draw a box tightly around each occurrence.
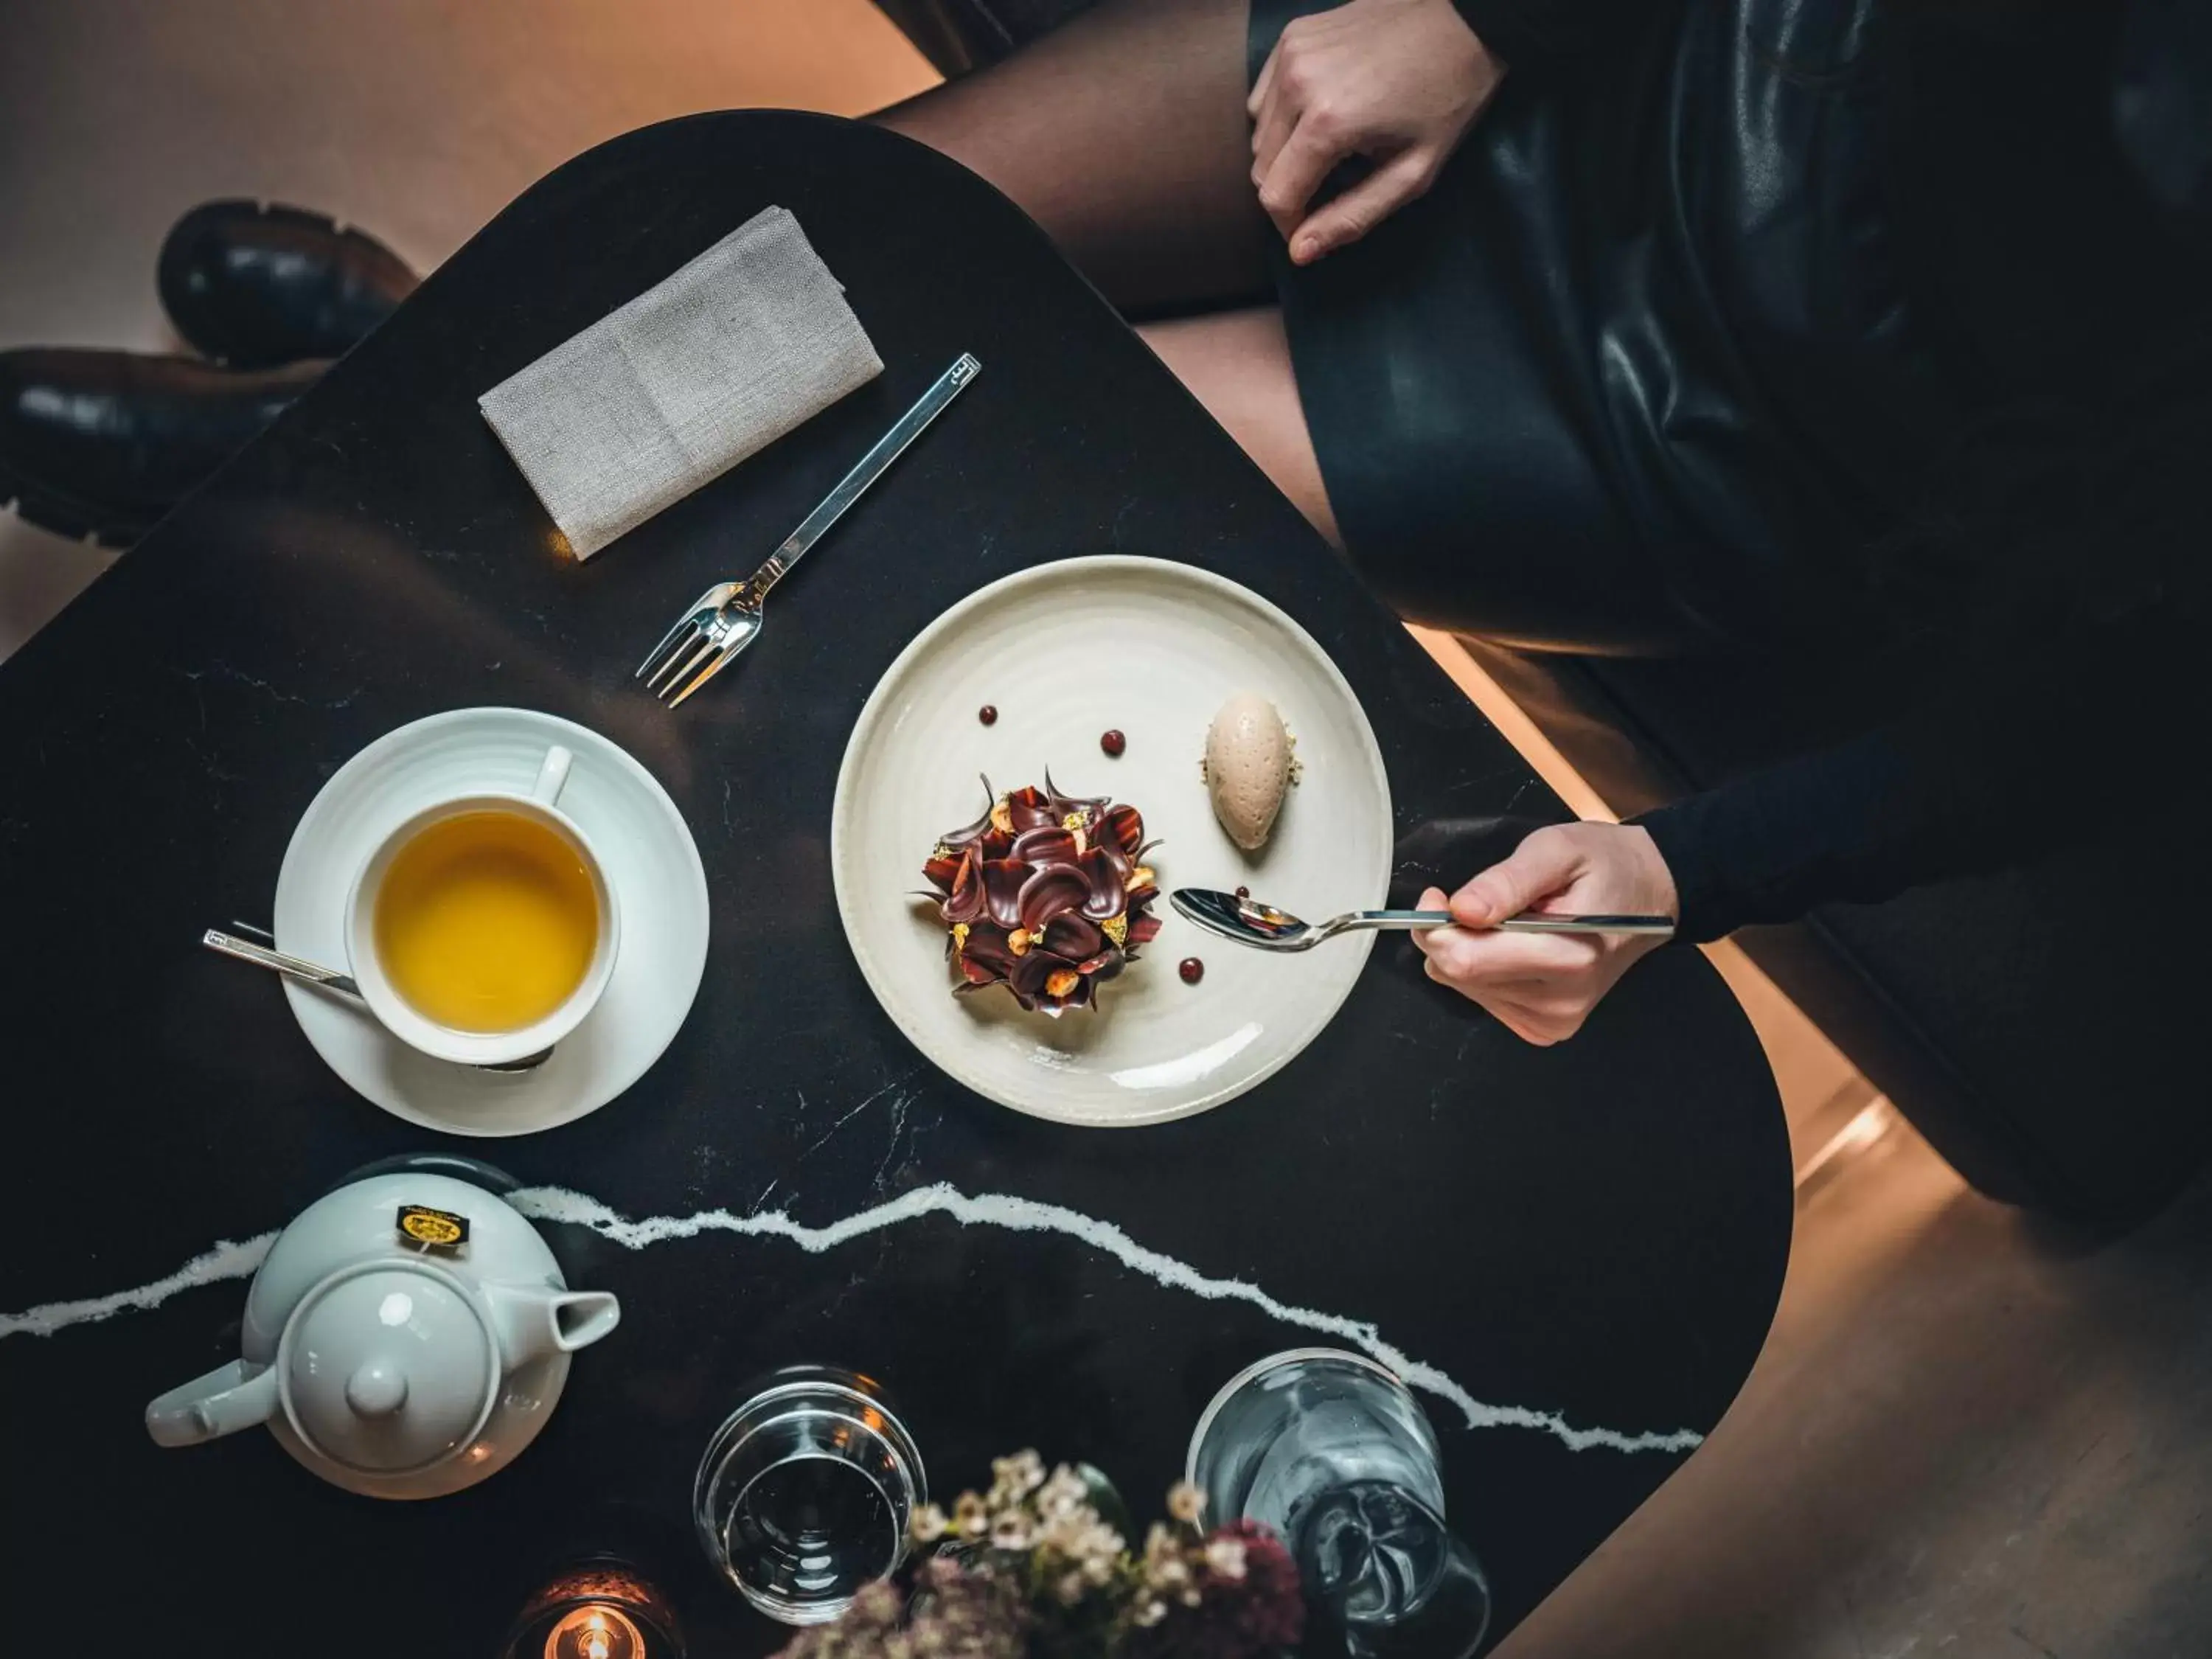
[480,205,883,558]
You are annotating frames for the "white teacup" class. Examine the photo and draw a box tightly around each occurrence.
[344,744,620,1068]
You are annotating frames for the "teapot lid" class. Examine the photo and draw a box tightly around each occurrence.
[279,1262,497,1475]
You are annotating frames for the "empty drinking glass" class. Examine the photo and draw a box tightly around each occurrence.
[1187,1349,1492,1659]
[693,1366,927,1626]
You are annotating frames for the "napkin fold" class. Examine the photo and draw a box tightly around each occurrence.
[480,205,883,558]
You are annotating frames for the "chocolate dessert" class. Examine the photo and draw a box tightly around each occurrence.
[922,776,1162,1015]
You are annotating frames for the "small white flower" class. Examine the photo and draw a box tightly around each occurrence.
[1082,1553,1114,1586]
[954,1493,991,1537]
[1036,1468,1088,1520]
[1134,1599,1168,1629]
[1180,1586,1203,1609]
[1166,1481,1206,1526]
[1204,1537,1248,1581]
[1055,1570,1088,1607]
[909,1503,949,1545]
[990,1512,1034,1551]
[992,1450,1046,1498]
[1143,1523,1177,1566]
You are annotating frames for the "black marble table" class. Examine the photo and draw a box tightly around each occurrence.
[0,114,1790,1654]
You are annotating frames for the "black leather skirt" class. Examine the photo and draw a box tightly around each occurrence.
[1248,0,1969,655]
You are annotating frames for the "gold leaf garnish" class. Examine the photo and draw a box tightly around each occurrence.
[930,842,954,861]
[1009,928,1034,956]
[1101,914,1129,947]
[1131,866,1156,889]
[1061,812,1085,832]
[990,795,1014,835]
[951,922,970,953]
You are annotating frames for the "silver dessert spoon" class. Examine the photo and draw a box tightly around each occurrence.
[1169,888,1675,953]
[201,925,553,1074]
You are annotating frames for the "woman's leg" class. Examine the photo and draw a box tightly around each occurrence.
[874,0,1273,316]
[1140,306,1340,544]
[875,2,1340,540]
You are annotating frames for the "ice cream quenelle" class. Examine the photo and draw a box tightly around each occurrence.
[1203,693,1296,851]
[923,776,1163,1015]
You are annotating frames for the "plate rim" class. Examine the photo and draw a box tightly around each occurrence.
[274,705,711,1137]
[830,555,1394,1127]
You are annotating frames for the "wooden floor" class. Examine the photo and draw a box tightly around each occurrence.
[4,5,2205,1655]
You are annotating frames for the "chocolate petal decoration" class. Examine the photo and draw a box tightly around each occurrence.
[1104,804,1144,856]
[957,954,1004,987]
[1010,827,1080,867]
[1009,947,1073,1000]
[961,926,1020,978]
[937,776,1002,852]
[942,846,988,926]
[981,859,1032,929]
[1006,785,1060,833]
[1129,913,1164,945]
[1017,864,1091,934]
[1043,770,1110,818]
[1077,846,1127,920]
[1040,913,1104,961]
[1048,972,1095,1012]
[923,855,963,893]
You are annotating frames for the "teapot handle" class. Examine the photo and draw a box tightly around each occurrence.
[146,1360,279,1448]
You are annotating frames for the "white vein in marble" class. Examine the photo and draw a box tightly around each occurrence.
[2,1181,1703,1457]
[1,1233,279,1341]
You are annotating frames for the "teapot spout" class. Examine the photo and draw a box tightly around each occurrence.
[146,1360,278,1448]
[485,1283,621,1369]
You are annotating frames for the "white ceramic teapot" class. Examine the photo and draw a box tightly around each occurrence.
[146,1170,619,1499]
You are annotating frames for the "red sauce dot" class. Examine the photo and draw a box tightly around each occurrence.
[978,705,998,726]
[1178,956,1205,984]
[1234,886,1250,900]
[1100,728,1127,757]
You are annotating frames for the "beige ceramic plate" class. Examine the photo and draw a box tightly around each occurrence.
[832,557,1394,1127]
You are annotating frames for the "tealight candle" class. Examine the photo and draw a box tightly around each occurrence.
[544,1605,643,1659]
[500,1559,679,1659]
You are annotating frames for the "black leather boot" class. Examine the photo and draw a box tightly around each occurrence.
[157,200,417,368]
[0,349,325,546]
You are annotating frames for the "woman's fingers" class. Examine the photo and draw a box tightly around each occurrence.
[1422,925,1599,986]
[1256,113,1353,240]
[1450,826,1587,927]
[1287,149,1433,264]
[1248,77,1299,189]
[1420,960,1569,1044]
[1248,38,1281,120]
[1414,887,1594,984]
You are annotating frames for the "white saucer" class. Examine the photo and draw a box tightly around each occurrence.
[273,708,709,1137]
[832,557,1394,1127]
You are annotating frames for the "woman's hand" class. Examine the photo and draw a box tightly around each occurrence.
[1248,0,1504,265]
[1412,821,1678,1045]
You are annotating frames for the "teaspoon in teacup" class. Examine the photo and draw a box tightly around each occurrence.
[1169,888,1675,953]
[201,925,554,1074]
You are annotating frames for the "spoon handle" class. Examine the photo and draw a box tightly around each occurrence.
[1348,910,1675,938]
[202,928,365,1000]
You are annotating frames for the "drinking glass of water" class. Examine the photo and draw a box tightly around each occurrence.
[693,1366,927,1626]
[1187,1349,1492,1659]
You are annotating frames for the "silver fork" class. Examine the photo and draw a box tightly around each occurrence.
[638,352,981,708]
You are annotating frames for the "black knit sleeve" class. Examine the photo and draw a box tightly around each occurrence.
[1447,0,1633,66]
[1631,601,2193,944]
